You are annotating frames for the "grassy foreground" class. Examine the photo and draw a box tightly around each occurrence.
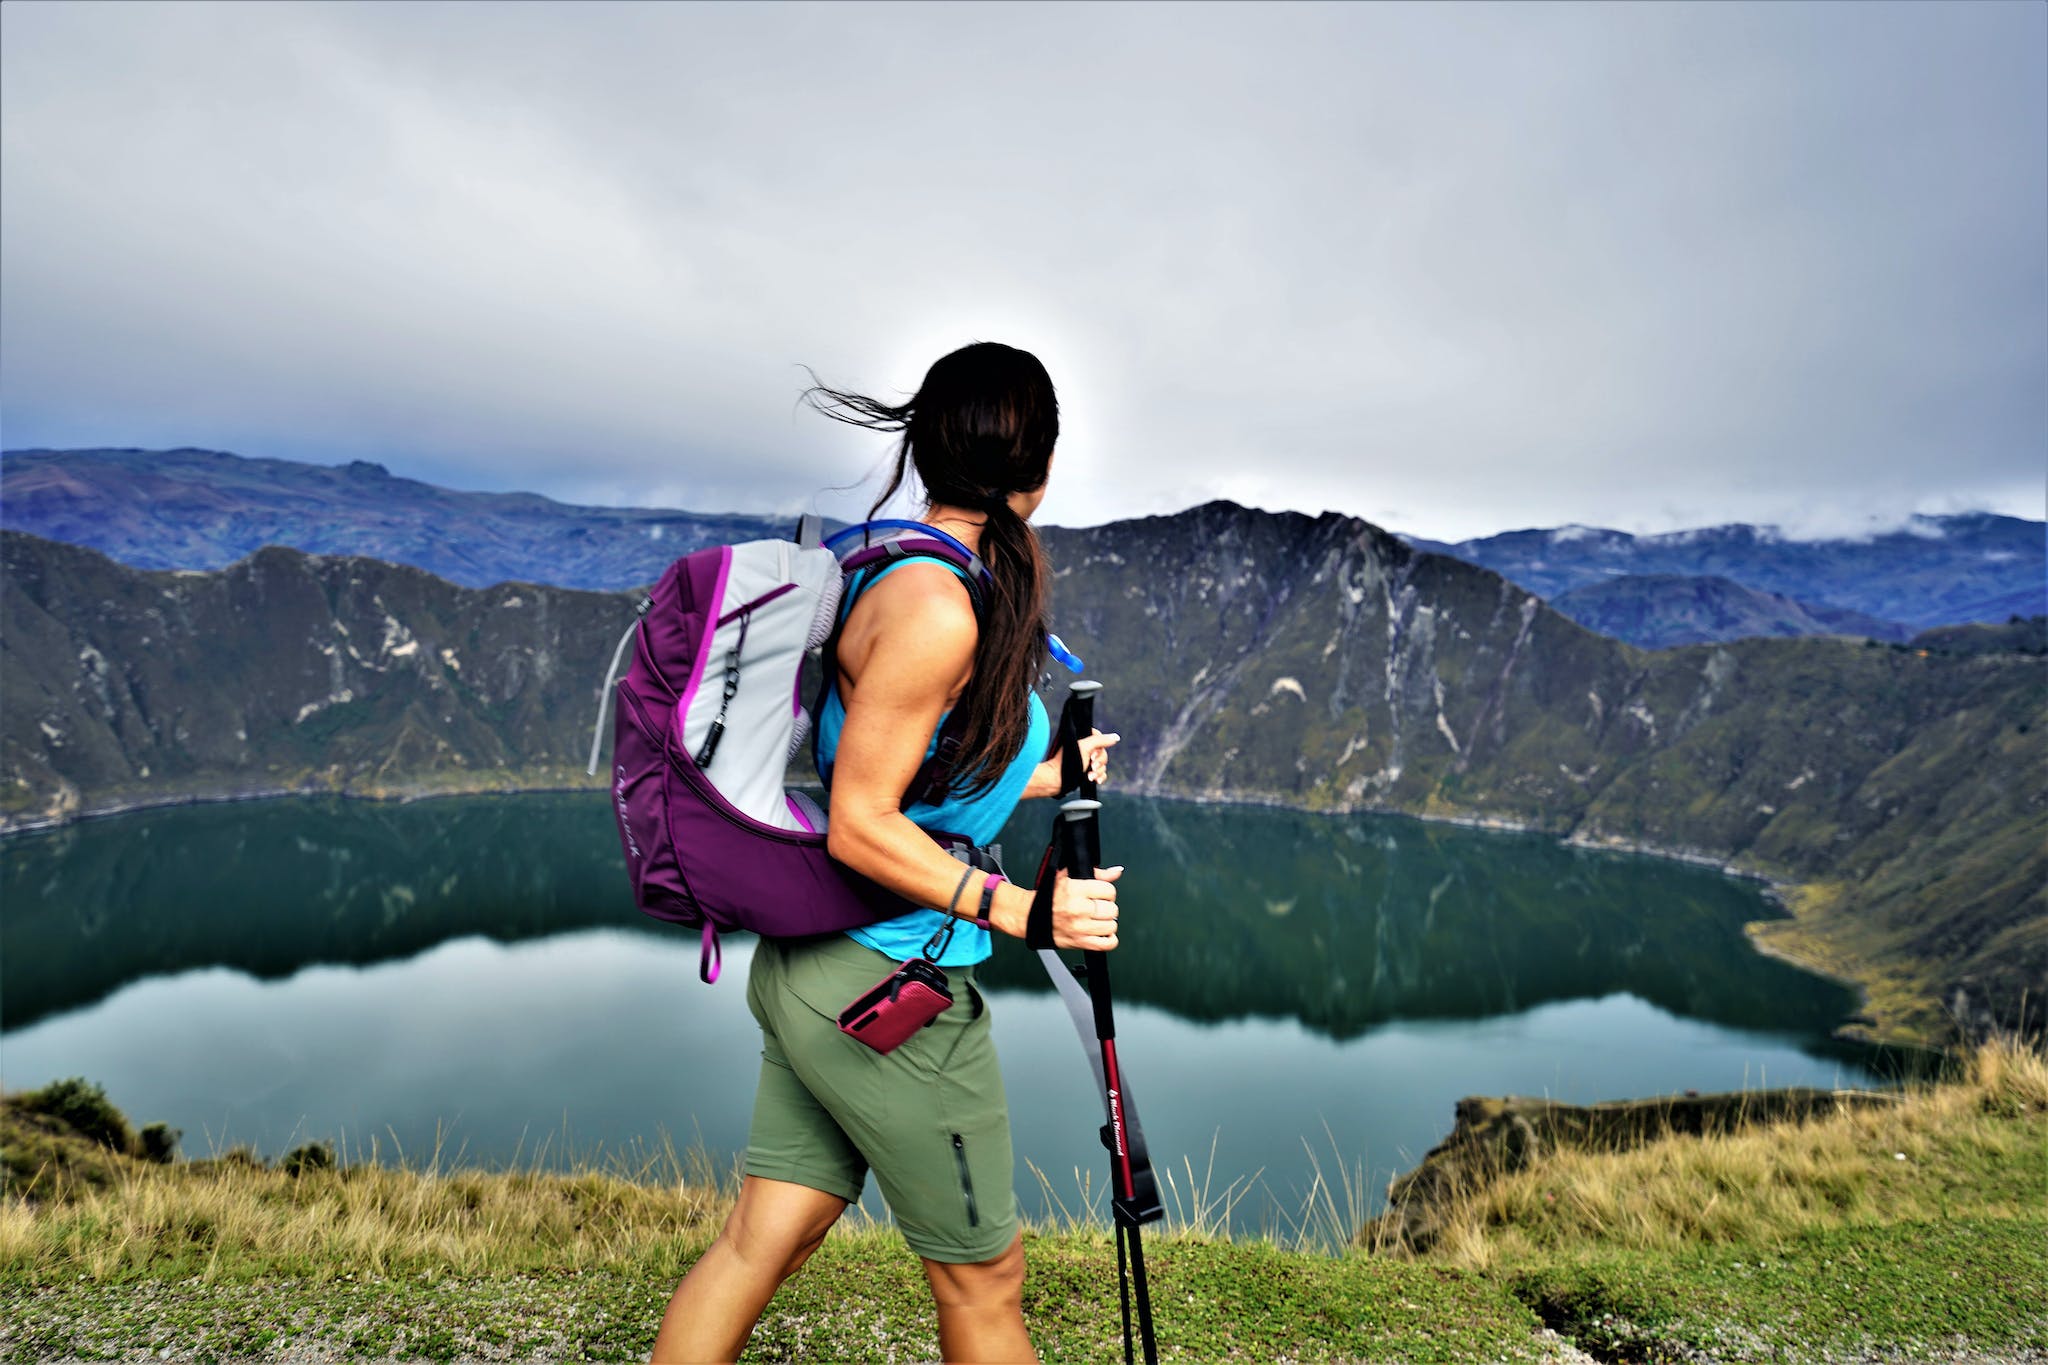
[3,1043,2044,1363]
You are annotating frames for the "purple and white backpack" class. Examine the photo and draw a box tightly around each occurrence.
[585,516,992,982]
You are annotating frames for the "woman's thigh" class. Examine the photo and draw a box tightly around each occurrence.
[744,939,869,1203]
[754,934,1020,1264]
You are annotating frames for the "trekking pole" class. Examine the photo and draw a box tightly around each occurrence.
[1054,680,1163,1365]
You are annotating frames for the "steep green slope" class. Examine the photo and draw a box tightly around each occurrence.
[1,531,634,822]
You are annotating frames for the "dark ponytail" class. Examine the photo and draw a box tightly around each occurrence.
[803,341,1055,799]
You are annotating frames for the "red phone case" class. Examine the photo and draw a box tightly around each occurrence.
[837,959,954,1054]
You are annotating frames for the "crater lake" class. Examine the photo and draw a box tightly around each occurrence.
[1,792,1894,1235]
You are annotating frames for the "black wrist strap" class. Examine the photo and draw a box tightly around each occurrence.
[1025,838,1058,950]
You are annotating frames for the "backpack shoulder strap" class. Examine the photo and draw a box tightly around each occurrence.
[813,532,987,807]
[834,541,986,617]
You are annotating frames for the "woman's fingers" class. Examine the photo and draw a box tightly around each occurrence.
[1061,886,1116,915]
[1081,730,1120,782]
[1050,865,1128,948]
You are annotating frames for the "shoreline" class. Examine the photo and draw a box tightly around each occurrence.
[0,776,604,837]
[1741,925,1888,1044]
[2,775,1800,896]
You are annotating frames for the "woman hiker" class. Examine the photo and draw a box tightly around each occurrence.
[650,341,1125,1364]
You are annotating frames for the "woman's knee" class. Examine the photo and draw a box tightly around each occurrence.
[720,1179,845,1280]
[725,1217,829,1282]
[924,1234,1026,1309]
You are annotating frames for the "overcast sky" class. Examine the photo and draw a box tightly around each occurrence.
[2,1,2042,542]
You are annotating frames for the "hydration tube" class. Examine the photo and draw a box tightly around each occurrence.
[823,519,990,584]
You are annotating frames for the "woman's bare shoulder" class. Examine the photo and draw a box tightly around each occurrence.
[854,560,978,635]
[840,560,978,686]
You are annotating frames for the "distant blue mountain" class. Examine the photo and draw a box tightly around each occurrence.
[1400,515,2045,635]
[1547,574,1916,649]
[0,447,804,591]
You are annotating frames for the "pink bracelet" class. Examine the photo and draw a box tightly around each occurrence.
[973,872,1005,930]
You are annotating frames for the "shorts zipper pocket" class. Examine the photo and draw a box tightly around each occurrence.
[950,1132,980,1228]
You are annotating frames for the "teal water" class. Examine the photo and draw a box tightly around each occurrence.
[1,792,1889,1229]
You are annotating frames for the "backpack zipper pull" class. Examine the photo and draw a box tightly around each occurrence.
[695,646,743,767]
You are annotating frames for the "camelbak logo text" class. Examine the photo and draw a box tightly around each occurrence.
[614,764,641,861]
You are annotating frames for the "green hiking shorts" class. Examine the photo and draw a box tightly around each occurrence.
[743,932,1019,1264]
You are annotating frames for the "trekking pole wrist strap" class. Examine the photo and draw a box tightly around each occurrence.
[1025,841,1058,949]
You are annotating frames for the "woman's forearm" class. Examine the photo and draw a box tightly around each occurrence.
[1018,757,1062,801]
[826,811,1031,935]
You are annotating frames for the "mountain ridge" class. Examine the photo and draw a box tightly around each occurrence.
[0,446,795,593]
[6,447,2040,649]
[1399,512,2045,632]
[1549,573,1914,648]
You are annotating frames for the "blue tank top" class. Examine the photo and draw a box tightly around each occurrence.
[817,557,1050,966]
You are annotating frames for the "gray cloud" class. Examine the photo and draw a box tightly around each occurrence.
[2,0,2041,540]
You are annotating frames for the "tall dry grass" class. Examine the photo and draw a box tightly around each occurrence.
[1416,1036,2048,1270]
[8,1041,2041,1281]
[0,1126,742,1282]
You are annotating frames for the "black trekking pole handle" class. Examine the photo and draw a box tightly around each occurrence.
[1054,680,1126,1169]
[1057,797,1115,1037]
[1061,678,1104,803]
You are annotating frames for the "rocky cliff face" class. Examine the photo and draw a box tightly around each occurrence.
[2,531,639,824]
[5,506,2042,1043]
[1046,505,2037,867]
[1040,505,1628,816]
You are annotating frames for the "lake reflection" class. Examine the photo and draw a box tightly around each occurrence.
[2,793,1886,1227]
[980,800,1858,1040]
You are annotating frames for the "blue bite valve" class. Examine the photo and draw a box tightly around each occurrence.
[1047,632,1085,673]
